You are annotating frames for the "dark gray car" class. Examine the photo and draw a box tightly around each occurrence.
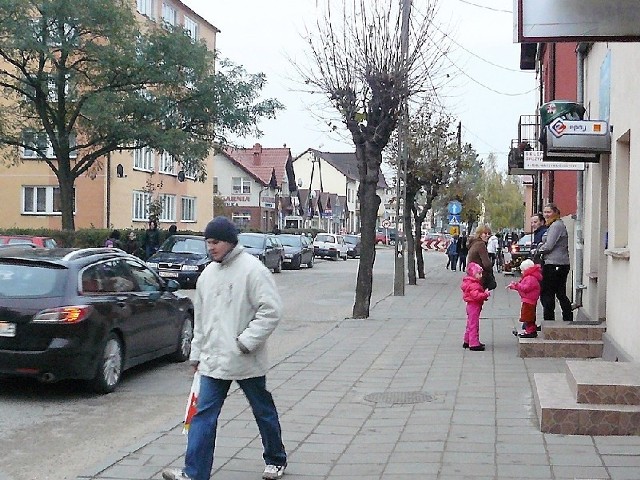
[238,233,284,273]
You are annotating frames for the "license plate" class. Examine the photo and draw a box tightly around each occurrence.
[283,258,291,263]
[159,271,179,278]
[0,321,16,338]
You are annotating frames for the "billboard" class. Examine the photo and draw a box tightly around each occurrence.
[514,0,640,43]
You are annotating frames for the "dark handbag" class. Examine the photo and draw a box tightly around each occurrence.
[484,270,497,290]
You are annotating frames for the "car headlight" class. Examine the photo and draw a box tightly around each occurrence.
[285,253,293,258]
[146,262,158,269]
[181,265,199,271]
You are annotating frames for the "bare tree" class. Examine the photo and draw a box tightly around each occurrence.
[297,0,449,318]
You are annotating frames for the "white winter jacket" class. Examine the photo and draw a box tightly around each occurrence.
[190,245,282,380]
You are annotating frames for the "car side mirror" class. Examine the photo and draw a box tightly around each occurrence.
[165,279,180,292]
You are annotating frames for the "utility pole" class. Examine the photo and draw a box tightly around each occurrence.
[393,0,412,296]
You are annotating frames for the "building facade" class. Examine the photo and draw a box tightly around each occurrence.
[0,0,219,232]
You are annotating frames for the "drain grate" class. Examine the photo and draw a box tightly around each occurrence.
[364,391,434,405]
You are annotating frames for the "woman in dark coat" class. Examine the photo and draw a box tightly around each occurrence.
[466,225,493,287]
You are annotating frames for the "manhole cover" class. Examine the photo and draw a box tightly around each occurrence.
[364,391,434,405]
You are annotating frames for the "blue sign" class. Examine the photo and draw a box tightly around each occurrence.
[448,213,461,223]
[447,201,462,215]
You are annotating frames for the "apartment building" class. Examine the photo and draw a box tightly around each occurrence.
[0,0,219,231]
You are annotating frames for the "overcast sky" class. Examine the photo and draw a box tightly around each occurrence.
[181,0,538,171]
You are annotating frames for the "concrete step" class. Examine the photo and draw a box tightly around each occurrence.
[518,337,603,358]
[542,321,606,341]
[566,360,640,405]
[533,373,640,435]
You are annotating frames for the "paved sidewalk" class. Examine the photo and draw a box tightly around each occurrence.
[77,263,640,480]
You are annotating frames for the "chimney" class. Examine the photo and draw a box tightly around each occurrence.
[252,143,262,165]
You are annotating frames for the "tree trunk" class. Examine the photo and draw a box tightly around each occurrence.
[405,201,416,285]
[57,158,76,231]
[414,217,425,279]
[352,145,381,319]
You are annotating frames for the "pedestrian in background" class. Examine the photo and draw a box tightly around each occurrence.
[446,235,459,270]
[537,202,573,322]
[461,262,490,351]
[104,229,122,249]
[162,217,287,480]
[124,231,142,258]
[466,225,495,290]
[143,219,160,260]
[487,232,499,267]
[530,213,547,251]
[507,259,542,338]
[457,232,469,272]
[168,224,178,235]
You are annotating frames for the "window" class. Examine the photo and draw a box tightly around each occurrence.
[213,177,219,194]
[184,16,198,41]
[232,212,251,228]
[133,147,154,171]
[22,131,76,159]
[137,0,154,17]
[159,194,176,222]
[22,186,74,215]
[232,177,251,194]
[162,2,177,26]
[183,160,197,180]
[132,191,152,221]
[613,131,630,249]
[159,151,175,174]
[181,196,196,222]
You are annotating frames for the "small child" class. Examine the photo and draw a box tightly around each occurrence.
[461,262,490,351]
[507,259,542,338]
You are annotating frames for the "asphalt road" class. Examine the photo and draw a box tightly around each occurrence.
[0,247,396,480]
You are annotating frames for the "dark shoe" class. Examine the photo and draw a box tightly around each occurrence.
[469,344,485,351]
[512,329,519,337]
[536,325,542,331]
[462,342,469,349]
[517,331,538,338]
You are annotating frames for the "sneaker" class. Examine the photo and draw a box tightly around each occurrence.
[162,469,193,480]
[263,464,286,479]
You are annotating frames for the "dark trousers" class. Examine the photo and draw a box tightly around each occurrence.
[541,264,573,321]
[458,253,467,272]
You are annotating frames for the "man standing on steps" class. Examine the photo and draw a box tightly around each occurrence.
[163,216,287,480]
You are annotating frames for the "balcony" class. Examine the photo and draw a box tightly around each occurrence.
[508,114,540,175]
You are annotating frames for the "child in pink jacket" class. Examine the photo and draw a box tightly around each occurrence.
[461,262,490,351]
[507,259,543,338]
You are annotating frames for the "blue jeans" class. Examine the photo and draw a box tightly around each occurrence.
[184,375,286,480]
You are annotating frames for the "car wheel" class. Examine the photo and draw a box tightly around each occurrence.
[342,252,347,261]
[291,256,302,270]
[307,256,314,268]
[90,332,123,394]
[171,316,193,362]
[274,258,282,273]
[331,252,338,261]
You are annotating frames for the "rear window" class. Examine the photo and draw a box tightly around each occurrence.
[315,234,336,243]
[0,262,66,297]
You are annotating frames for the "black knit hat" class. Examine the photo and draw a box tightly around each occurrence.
[204,217,239,244]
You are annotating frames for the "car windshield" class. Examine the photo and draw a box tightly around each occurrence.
[238,234,265,249]
[160,237,206,254]
[344,235,359,244]
[518,234,533,246]
[315,234,336,243]
[0,262,66,297]
[278,235,301,247]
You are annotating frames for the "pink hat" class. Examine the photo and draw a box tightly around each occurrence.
[466,262,483,276]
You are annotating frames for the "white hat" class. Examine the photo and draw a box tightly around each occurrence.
[520,259,535,273]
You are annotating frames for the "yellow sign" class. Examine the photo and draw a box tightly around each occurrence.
[449,226,459,236]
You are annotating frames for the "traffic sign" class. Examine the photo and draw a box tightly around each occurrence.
[381,219,391,228]
[448,213,461,224]
[447,201,462,215]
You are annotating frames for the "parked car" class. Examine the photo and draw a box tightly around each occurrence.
[278,233,314,269]
[510,233,534,268]
[0,235,58,248]
[375,228,397,245]
[343,234,361,258]
[146,235,209,288]
[313,233,348,261]
[0,247,193,393]
[238,233,284,273]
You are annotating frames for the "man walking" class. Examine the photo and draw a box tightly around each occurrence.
[163,217,287,480]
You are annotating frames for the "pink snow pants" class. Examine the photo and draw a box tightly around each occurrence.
[464,302,483,347]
